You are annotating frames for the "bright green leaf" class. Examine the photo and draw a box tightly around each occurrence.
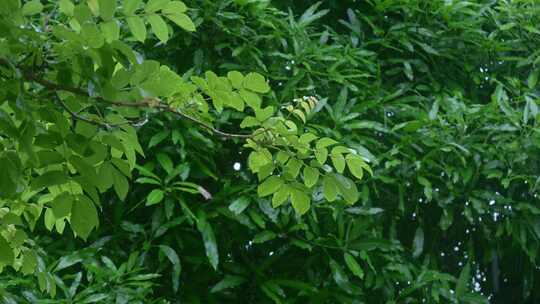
[291,190,310,215]
[243,73,270,93]
[22,0,43,15]
[258,176,283,197]
[148,15,169,43]
[165,13,195,32]
[71,195,99,240]
[146,189,165,206]
[98,0,116,20]
[303,166,319,188]
[127,16,147,42]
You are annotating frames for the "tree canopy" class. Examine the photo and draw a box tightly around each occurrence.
[1,0,540,303]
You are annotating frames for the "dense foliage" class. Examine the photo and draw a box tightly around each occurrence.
[1,0,540,303]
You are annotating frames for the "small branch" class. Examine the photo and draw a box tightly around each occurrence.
[55,96,112,129]
[164,107,252,139]
[0,58,254,139]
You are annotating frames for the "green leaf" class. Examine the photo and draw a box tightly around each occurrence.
[240,116,259,128]
[331,153,345,173]
[417,176,433,201]
[196,210,219,270]
[456,262,471,298]
[148,130,170,148]
[158,245,181,292]
[146,189,165,206]
[258,176,283,197]
[148,15,169,43]
[292,109,306,123]
[335,174,359,204]
[74,4,93,23]
[31,171,68,190]
[210,275,246,293]
[229,197,251,215]
[71,195,99,241]
[113,167,129,201]
[44,209,55,231]
[303,166,319,188]
[323,174,338,202]
[344,253,364,279]
[156,153,173,174]
[284,158,302,179]
[240,90,262,109]
[0,236,14,266]
[98,0,116,20]
[127,16,147,42]
[412,227,424,258]
[59,0,75,15]
[81,23,105,48]
[255,106,274,122]
[165,13,195,32]
[253,231,277,244]
[50,193,73,218]
[272,186,290,208]
[316,137,338,149]
[345,154,366,180]
[145,0,169,13]
[123,0,142,15]
[329,259,352,292]
[243,73,270,93]
[291,190,310,215]
[315,148,328,165]
[97,162,115,192]
[227,71,244,89]
[162,1,188,15]
[528,70,539,89]
[101,20,120,43]
[21,251,38,275]
[22,0,43,15]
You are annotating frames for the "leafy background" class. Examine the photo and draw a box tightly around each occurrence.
[1,0,540,303]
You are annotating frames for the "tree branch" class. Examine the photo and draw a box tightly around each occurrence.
[0,58,253,139]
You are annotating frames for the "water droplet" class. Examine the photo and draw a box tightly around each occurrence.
[269,251,274,256]
[233,162,242,171]
[489,200,495,206]
[418,198,423,203]
[454,246,459,252]
[285,65,291,71]
[466,229,470,234]
[440,252,445,257]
